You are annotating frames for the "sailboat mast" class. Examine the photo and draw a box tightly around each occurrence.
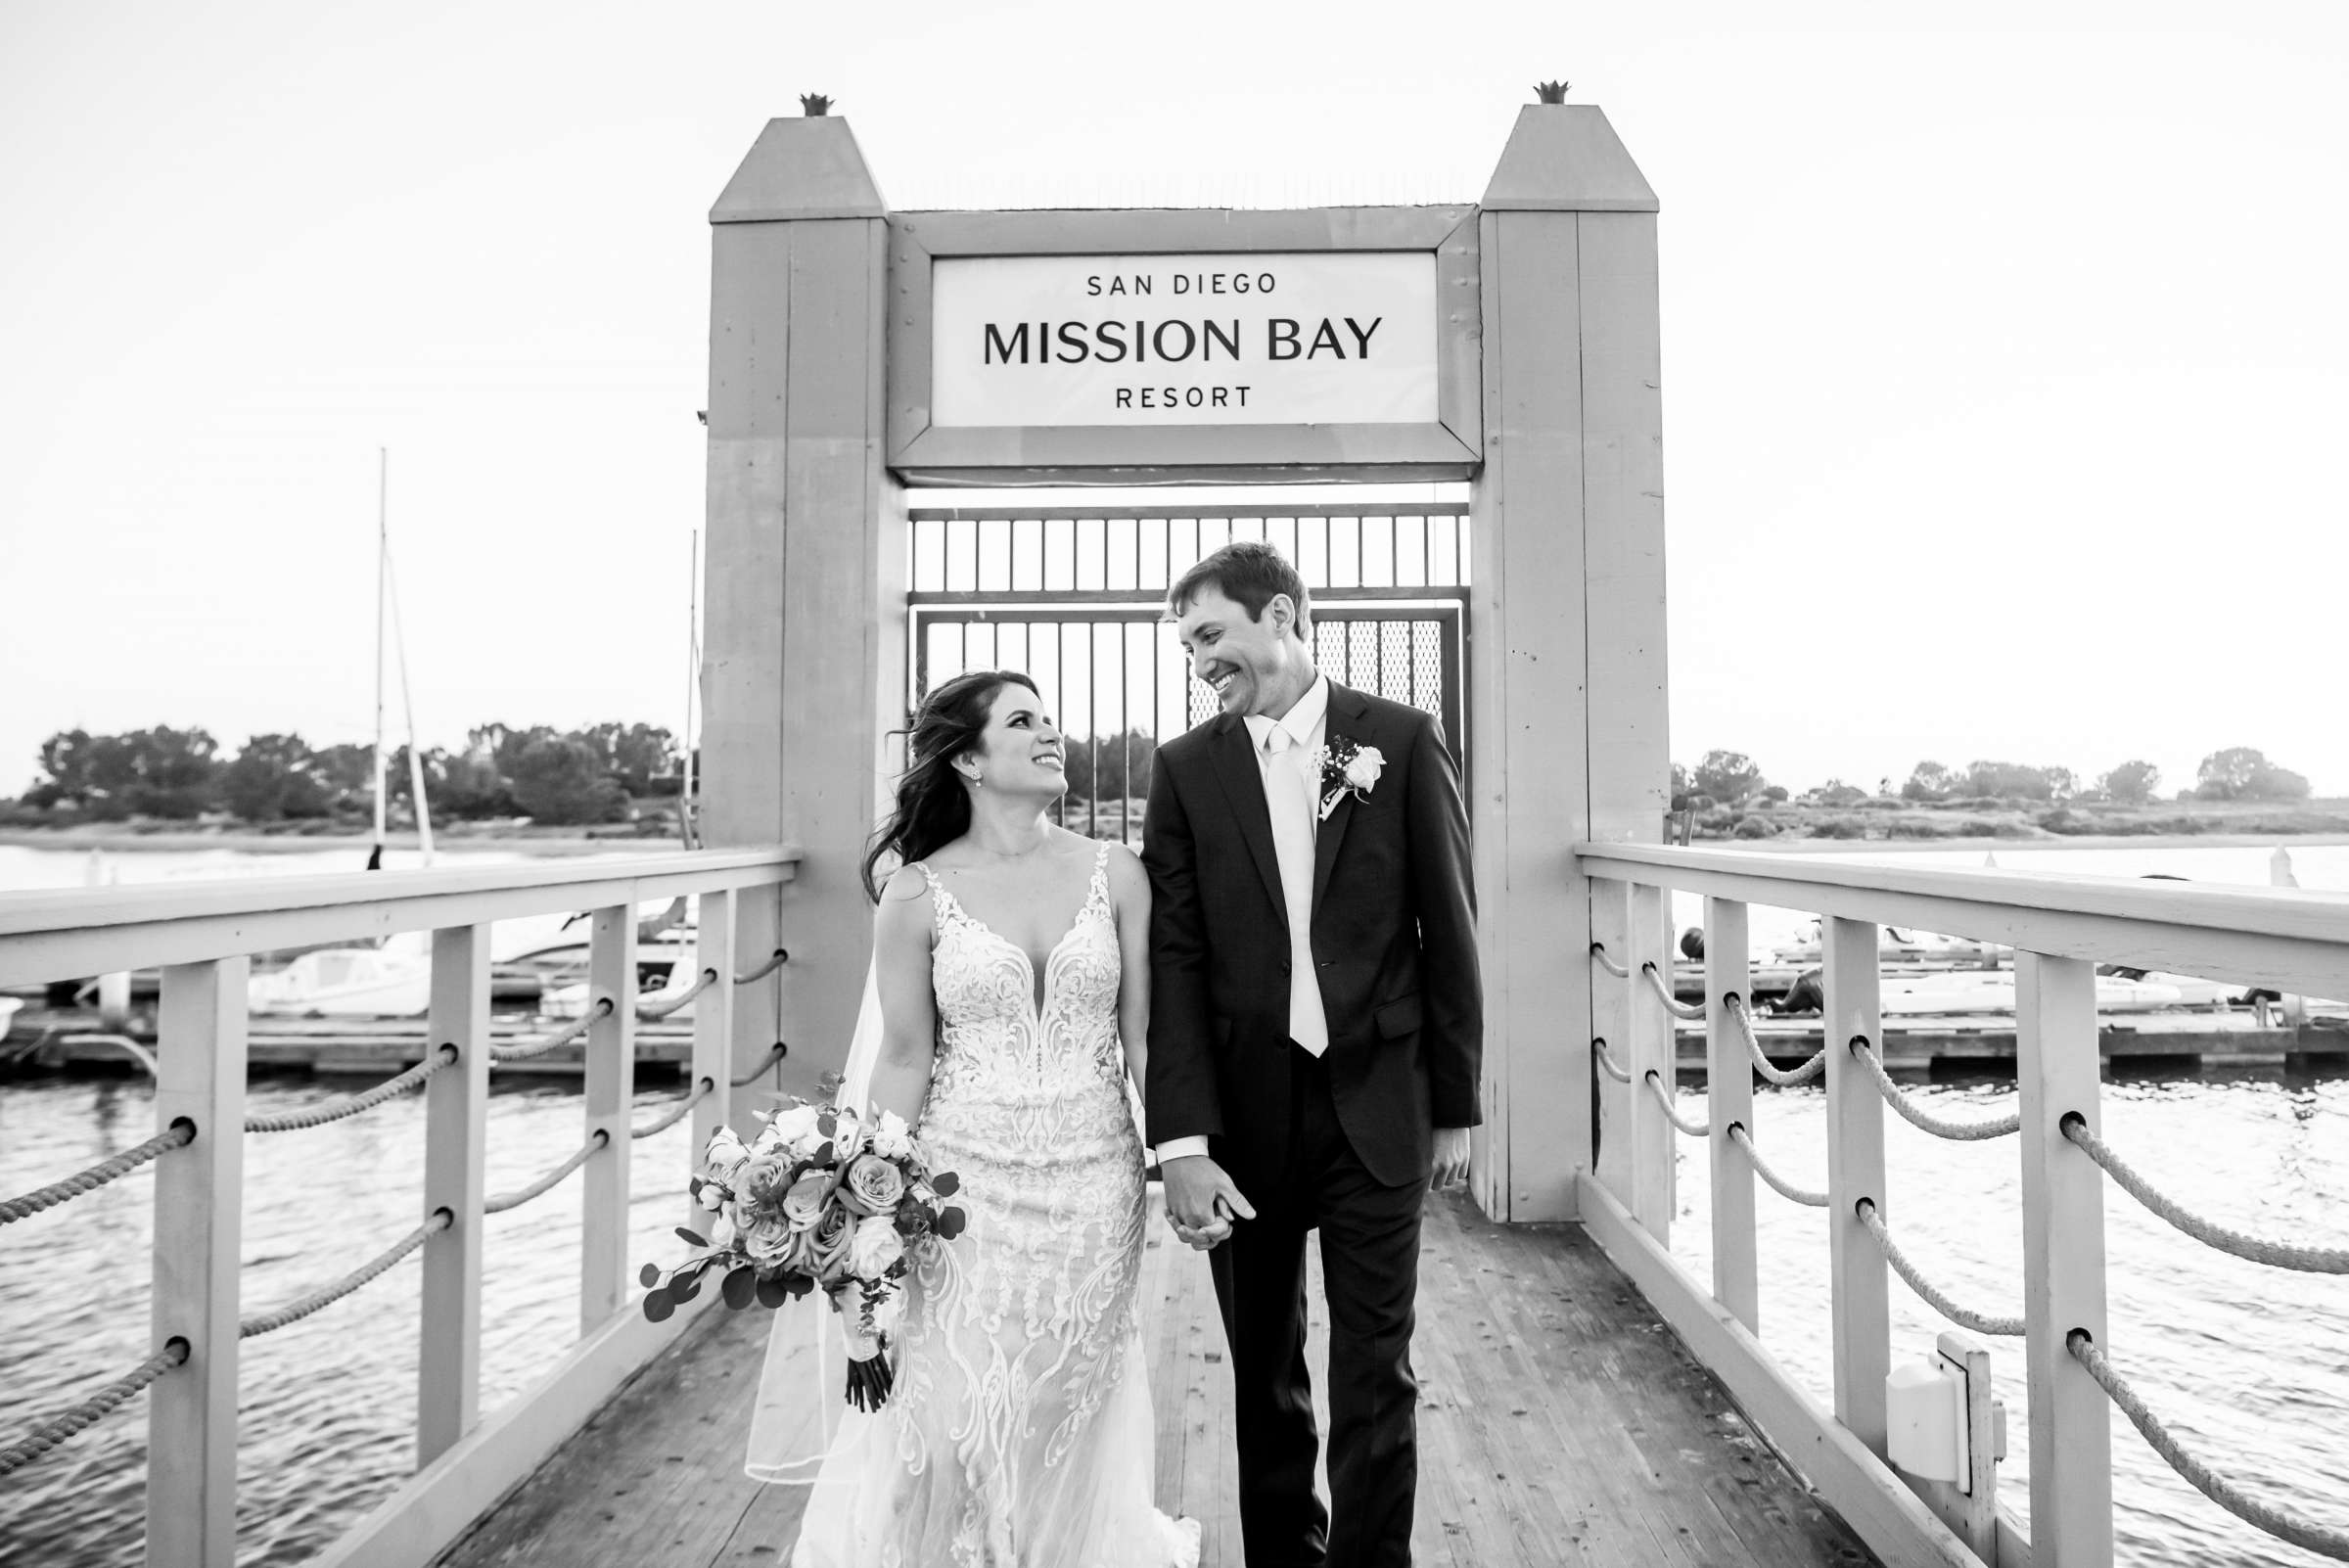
[682,530,699,849]
[371,447,388,866]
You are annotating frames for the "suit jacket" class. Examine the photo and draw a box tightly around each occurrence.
[1142,682,1482,1192]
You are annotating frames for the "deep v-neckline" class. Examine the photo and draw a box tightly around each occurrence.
[928,852,1106,1019]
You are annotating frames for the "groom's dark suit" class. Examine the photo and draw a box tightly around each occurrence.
[1144,680,1482,1568]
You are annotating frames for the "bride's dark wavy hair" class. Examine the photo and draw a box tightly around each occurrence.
[861,669,1040,902]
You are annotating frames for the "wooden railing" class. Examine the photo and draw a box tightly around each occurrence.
[0,848,800,1568]
[1573,843,2349,1568]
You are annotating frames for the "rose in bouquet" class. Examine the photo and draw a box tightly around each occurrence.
[639,1100,965,1410]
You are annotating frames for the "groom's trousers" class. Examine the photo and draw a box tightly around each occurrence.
[1211,1041,1427,1568]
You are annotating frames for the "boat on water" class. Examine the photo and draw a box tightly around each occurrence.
[0,995,21,1039]
[247,946,431,1018]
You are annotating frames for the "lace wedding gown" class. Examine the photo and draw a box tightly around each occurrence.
[790,846,1200,1568]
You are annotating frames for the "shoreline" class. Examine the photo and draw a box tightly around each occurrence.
[0,828,666,857]
[1741,832,2349,854]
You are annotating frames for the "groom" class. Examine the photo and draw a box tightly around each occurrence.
[1143,540,1483,1568]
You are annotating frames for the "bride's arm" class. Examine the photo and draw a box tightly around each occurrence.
[865,866,940,1128]
[1107,845,1153,1088]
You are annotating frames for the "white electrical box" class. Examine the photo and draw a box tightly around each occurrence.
[1886,1356,1966,1483]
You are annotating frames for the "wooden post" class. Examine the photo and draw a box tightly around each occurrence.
[689,889,736,1228]
[1823,916,1889,1456]
[150,958,247,1568]
[419,925,489,1467]
[1473,105,1663,1223]
[703,116,901,1109]
[1627,880,1674,1240]
[581,904,637,1333]
[1589,878,1633,1204]
[1705,898,1757,1332]
[2018,951,2112,1566]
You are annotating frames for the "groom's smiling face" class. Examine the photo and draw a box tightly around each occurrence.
[1174,584,1312,720]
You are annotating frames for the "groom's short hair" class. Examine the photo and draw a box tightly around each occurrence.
[1168,540,1312,637]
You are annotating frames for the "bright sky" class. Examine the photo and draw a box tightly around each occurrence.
[3,2,2344,800]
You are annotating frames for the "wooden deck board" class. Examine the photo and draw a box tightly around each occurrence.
[436,1190,1873,1567]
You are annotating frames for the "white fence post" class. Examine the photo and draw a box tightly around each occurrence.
[149,958,247,1568]
[689,889,736,1230]
[1705,898,1757,1332]
[581,903,638,1333]
[2018,951,2113,1566]
[1823,916,1889,1456]
[1590,877,1633,1204]
[419,925,490,1467]
[1628,881,1674,1241]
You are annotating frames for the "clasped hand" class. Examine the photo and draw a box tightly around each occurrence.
[1160,1154,1254,1251]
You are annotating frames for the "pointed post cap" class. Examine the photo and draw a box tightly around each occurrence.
[1482,104,1657,212]
[711,115,886,223]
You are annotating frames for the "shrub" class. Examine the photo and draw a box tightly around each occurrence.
[1732,816,1774,839]
[1807,817,1865,839]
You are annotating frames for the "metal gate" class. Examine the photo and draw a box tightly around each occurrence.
[907,503,1469,844]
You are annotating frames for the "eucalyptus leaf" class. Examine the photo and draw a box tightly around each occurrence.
[638,1262,661,1288]
[675,1226,709,1249]
[642,1288,674,1323]
[670,1270,702,1303]
[930,1172,960,1197]
[755,1274,790,1309]
[722,1267,757,1310]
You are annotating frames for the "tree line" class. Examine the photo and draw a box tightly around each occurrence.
[1672,747,2313,809]
[17,722,686,827]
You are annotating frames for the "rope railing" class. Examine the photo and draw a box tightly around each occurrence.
[1855,1198,2023,1336]
[730,1041,789,1086]
[1727,1123,1829,1208]
[1591,1036,1633,1084]
[0,1120,196,1226]
[1589,942,1630,980]
[484,1130,609,1215]
[0,1339,188,1477]
[1850,1038,2022,1140]
[733,947,789,986]
[243,1045,458,1133]
[1726,992,1828,1085]
[489,999,612,1063]
[1643,1070,1710,1136]
[638,967,718,1021]
[240,1211,450,1340]
[2062,1116,2349,1274]
[1640,963,1708,1021]
[630,1079,713,1139]
[2069,1330,2349,1561]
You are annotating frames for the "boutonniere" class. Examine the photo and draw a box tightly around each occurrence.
[1313,737,1385,822]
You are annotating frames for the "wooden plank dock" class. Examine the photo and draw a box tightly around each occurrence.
[431,1189,1872,1567]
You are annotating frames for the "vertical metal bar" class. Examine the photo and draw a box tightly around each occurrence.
[419,925,489,1467]
[1589,879,1632,1204]
[691,889,737,1212]
[1824,916,1890,1456]
[2019,951,2112,1567]
[581,904,637,1333]
[1705,898,1758,1333]
[1627,881,1674,1241]
[1117,619,1131,845]
[150,958,247,1568]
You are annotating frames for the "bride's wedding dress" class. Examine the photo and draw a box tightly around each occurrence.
[789,845,1200,1568]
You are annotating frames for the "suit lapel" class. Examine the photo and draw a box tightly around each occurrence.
[1311,684,1373,915]
[1207,715,1289,923]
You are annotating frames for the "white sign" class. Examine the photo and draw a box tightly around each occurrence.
[930,252,1439,429]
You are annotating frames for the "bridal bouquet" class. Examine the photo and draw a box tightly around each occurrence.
[640,1100,966,1410]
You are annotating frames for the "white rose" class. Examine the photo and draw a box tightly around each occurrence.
[830,1109,863,1156]
[769,1103,821,1146]
[871,1109,914,1161]
[1342,747,1385,792]
[848,1213,906,1277]
[708,1212,738,1251]
[704,1127,751,1180]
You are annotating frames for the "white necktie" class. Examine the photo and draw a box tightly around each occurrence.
[1264,727,1328,1056]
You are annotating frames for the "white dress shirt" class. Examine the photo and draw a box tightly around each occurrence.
[1159,674,1330,1167]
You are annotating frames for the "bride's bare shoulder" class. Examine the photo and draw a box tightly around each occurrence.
[878,864,933,904]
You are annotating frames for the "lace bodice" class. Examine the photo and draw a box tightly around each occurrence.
[916,845,1134,1157]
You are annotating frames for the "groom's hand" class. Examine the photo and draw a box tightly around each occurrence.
[1163,1154,1255,1249]
[1431,1127,1472,1191]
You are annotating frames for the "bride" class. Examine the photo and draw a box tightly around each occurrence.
[760,669,1199,1568]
